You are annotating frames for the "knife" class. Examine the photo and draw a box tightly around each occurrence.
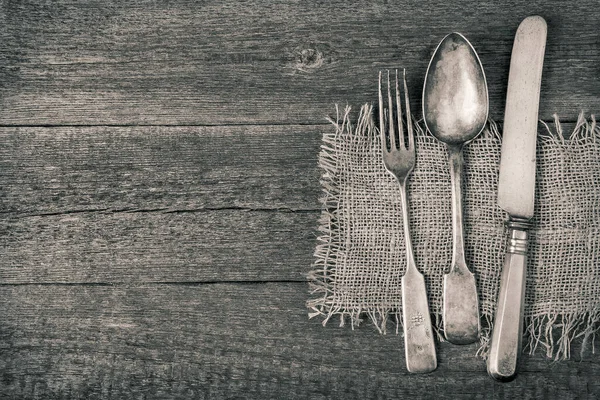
[487,16,547,381]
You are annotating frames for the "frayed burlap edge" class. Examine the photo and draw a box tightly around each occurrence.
[307,105,373,328]
[307,104,443,339]
[307,104,600,360]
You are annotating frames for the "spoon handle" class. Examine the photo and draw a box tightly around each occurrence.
[443,144,480,344]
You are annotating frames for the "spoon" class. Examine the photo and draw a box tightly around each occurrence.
[422,32,488,344]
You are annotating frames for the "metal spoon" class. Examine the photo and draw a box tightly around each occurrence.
[422,32,488,344]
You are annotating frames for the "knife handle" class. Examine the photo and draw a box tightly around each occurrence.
[487,217,531,381]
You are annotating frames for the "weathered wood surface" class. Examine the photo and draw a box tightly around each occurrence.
[0,125,321,283]
[1,0,599,398]
[0,126,323,215]
[0,283,597,399]
[0,210,318,283]
[0,122,587,285]
[0,0,598,125]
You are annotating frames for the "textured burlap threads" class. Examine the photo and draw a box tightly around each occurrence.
[307,104,600,360]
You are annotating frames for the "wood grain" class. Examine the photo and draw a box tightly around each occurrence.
[0,125,322,215]
[0,125,323,283]
[0,123,583,284]
[0,0,597,125]
[0,283,597,399]
[0,210,318,283]
[1,1,598,397]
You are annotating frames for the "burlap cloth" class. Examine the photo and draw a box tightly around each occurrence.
[307,104,600,359]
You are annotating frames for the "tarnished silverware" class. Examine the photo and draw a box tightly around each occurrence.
[488,16,547,381]
[379,69,437,373]
[422,33,489,345]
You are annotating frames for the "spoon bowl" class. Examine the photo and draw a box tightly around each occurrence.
[422,32,488,345]
[423,32,489,145]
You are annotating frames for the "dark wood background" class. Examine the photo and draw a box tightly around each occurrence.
[0,1,598,399]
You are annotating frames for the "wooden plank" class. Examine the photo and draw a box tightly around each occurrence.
[0,282,597,399]
[0,125,323,215]
[0,0,597,125]
[0,210,318,283]
[0,122,583,284]
[0,124,323,283]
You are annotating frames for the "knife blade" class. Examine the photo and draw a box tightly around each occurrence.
[487,15,547,381]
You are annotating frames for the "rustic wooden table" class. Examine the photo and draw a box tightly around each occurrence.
[1,1,599,399]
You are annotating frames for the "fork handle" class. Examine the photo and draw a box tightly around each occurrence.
[487,217,531,381]
[402,265,437,373]
[398,182,437,373]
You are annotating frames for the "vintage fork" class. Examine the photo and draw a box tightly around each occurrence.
[379,70,437,373]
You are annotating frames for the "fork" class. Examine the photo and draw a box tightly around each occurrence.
[379,70,437,373]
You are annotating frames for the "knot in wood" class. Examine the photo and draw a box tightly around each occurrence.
[295,48,324,72]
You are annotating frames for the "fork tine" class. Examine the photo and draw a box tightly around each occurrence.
[403,69,415,150]
[386,71,396,150]
[378,71,387,153]
[395,69,405,149]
